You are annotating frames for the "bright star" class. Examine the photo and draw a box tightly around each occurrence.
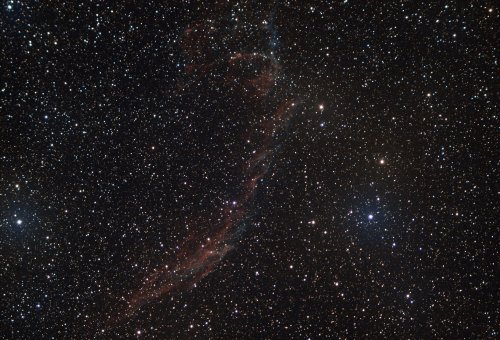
[368,214,373,220]
[16,219,22,225]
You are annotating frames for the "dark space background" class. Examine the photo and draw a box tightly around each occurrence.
[1,1,498,338]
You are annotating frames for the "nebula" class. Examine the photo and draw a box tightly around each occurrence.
[124,99,296,316]
[120,2,296,320]
[226,52,279,98]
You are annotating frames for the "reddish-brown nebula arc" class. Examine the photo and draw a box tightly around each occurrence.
[125,100,296,316]
[122,8,296,318]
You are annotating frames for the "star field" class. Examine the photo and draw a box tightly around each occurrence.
[1,1,498,338]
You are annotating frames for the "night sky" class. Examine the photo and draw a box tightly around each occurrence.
[1,1,498,338]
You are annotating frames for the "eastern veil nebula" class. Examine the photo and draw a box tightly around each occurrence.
[124,1,296,318]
